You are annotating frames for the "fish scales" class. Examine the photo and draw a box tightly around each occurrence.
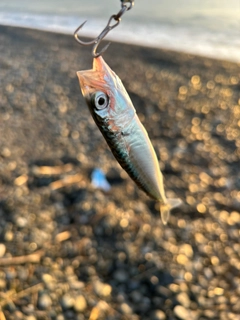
[77,56,181,224]
[93,109,163,201]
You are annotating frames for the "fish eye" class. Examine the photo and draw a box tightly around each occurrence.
[92,92,109,110]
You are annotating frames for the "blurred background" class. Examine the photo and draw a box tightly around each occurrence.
[0,1,240,320]
[0,0,239,62]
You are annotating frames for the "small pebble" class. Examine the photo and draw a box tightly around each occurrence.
[94,281,112,297]
[151,310,166,320]
[42,273,56,290]
[25,316,37,320]
[42,273,54,284]
[4,231,14,242]
[0,244,6,258]
[173,305,190,320]
[120,302,133,315]
[156,286,171,298]
[69,280,85,290]
[61,294,75,309]
[203,267,213,279]
[74,295,87,313]
[38,294,52,309]
[0,279,6,289]
[15,216,28,228]
[1,147,11,157]
[113,269,129,283]
[6,269,17,280]
[13,310,23,319]
[130,290,143,303]
[176,292,191,308]
[176,254,189,265]
[179,244,193,258]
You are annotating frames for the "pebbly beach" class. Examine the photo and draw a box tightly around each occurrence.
[0,25,240,319]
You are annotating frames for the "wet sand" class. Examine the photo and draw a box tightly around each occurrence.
[0,25,240,320]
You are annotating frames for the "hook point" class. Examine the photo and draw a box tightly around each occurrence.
[93,42,111,58]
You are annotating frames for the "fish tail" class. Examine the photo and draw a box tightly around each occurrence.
[159,198,182,225]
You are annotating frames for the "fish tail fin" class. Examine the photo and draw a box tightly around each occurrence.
[160,198,182,225]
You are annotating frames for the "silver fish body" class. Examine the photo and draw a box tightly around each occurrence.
[77,56,181,224]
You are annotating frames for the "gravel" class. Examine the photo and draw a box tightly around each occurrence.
[0,25,240,319]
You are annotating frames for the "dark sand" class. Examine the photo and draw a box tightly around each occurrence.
[0,25,240,320]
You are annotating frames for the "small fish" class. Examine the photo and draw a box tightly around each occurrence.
[77,57,181,224]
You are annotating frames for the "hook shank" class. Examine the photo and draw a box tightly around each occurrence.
[74,0,134,57]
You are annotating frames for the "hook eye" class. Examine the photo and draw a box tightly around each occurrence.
[121,0,134,10]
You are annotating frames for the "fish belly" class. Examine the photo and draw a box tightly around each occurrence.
[99,115,166,202]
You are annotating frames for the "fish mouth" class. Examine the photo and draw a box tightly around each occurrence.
[77,56,116,97]
[77,69,106,98]
[77,70,93,97]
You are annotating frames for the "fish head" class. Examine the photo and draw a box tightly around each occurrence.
[77,56,134,120]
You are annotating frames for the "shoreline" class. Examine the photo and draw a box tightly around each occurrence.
[1,23,240,65]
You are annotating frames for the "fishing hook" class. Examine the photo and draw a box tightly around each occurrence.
[74,0,134,57]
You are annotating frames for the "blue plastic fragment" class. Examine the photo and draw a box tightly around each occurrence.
[91,168,111,191]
